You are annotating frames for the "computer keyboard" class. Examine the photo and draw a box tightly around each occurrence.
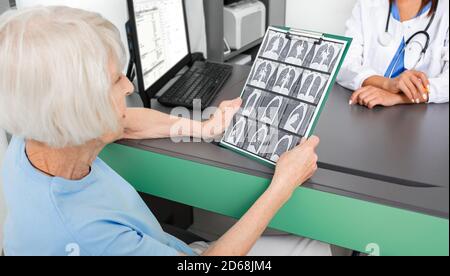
[158,61,233,110]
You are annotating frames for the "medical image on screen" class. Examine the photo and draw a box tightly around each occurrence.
[132,0,190,91]
[222,28,347,165]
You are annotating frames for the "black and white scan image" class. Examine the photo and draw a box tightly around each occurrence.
[243,123,274,156]
[280,101,315,137]
[265,66,280,91]
[222,27,348,164]
[261,32,289,61]
[223,115,248,147]
[294,70,329,104]
[258,94,288,126]
[272,65,302,96]
[308,42,343,73]
[285,39,314,66]
[249,60,279,89]
[241,87,264,119]
[300,42,318,68]
[266,130,300,163]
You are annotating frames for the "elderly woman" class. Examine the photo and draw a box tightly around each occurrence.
[0,6,328,256]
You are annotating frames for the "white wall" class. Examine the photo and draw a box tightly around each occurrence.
[17,0,130,61]
[286,0,357,35]
[185,0,207,55]
[16,0,207,62]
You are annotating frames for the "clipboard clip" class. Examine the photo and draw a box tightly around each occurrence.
[286,32,293,40]
[286,28,325,45]
[314,37,324,45]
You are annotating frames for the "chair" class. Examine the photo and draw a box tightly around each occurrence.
[162,224,208,245]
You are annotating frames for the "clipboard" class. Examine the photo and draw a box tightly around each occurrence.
[220,26,352,166]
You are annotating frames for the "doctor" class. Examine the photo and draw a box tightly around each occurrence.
[337,0,449,109]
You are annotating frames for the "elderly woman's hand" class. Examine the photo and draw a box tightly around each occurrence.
[201,97,242,141]
[269,136,320,202]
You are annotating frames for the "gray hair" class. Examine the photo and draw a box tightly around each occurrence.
[0,6,126,148]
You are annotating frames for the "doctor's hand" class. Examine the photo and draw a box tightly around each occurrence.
[269,136,320,202]
[386,70,430,103]
[350,86,424,109]
[201,97,242,140]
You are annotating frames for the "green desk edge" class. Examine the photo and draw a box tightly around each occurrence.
[100,143,449,256]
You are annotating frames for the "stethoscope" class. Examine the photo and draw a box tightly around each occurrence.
[378,1,438,77]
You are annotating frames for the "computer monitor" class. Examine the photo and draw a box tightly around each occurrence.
[127,0,191,106]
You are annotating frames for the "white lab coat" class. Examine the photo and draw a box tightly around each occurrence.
[337,0,449,103]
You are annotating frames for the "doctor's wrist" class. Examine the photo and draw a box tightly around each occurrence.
[363,76,396,93]
[382,78,400,93]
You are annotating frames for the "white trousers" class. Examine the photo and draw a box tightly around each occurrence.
[190,235,332,256]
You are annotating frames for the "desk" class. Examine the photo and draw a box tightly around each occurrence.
[99,65,449,256]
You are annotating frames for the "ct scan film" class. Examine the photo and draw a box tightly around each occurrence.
[220,27,351,166]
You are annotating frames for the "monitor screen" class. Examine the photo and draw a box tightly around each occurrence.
[131,0,189,91]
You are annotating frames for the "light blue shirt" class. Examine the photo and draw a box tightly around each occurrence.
[2,136,196,256]
[384,1,432,78]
